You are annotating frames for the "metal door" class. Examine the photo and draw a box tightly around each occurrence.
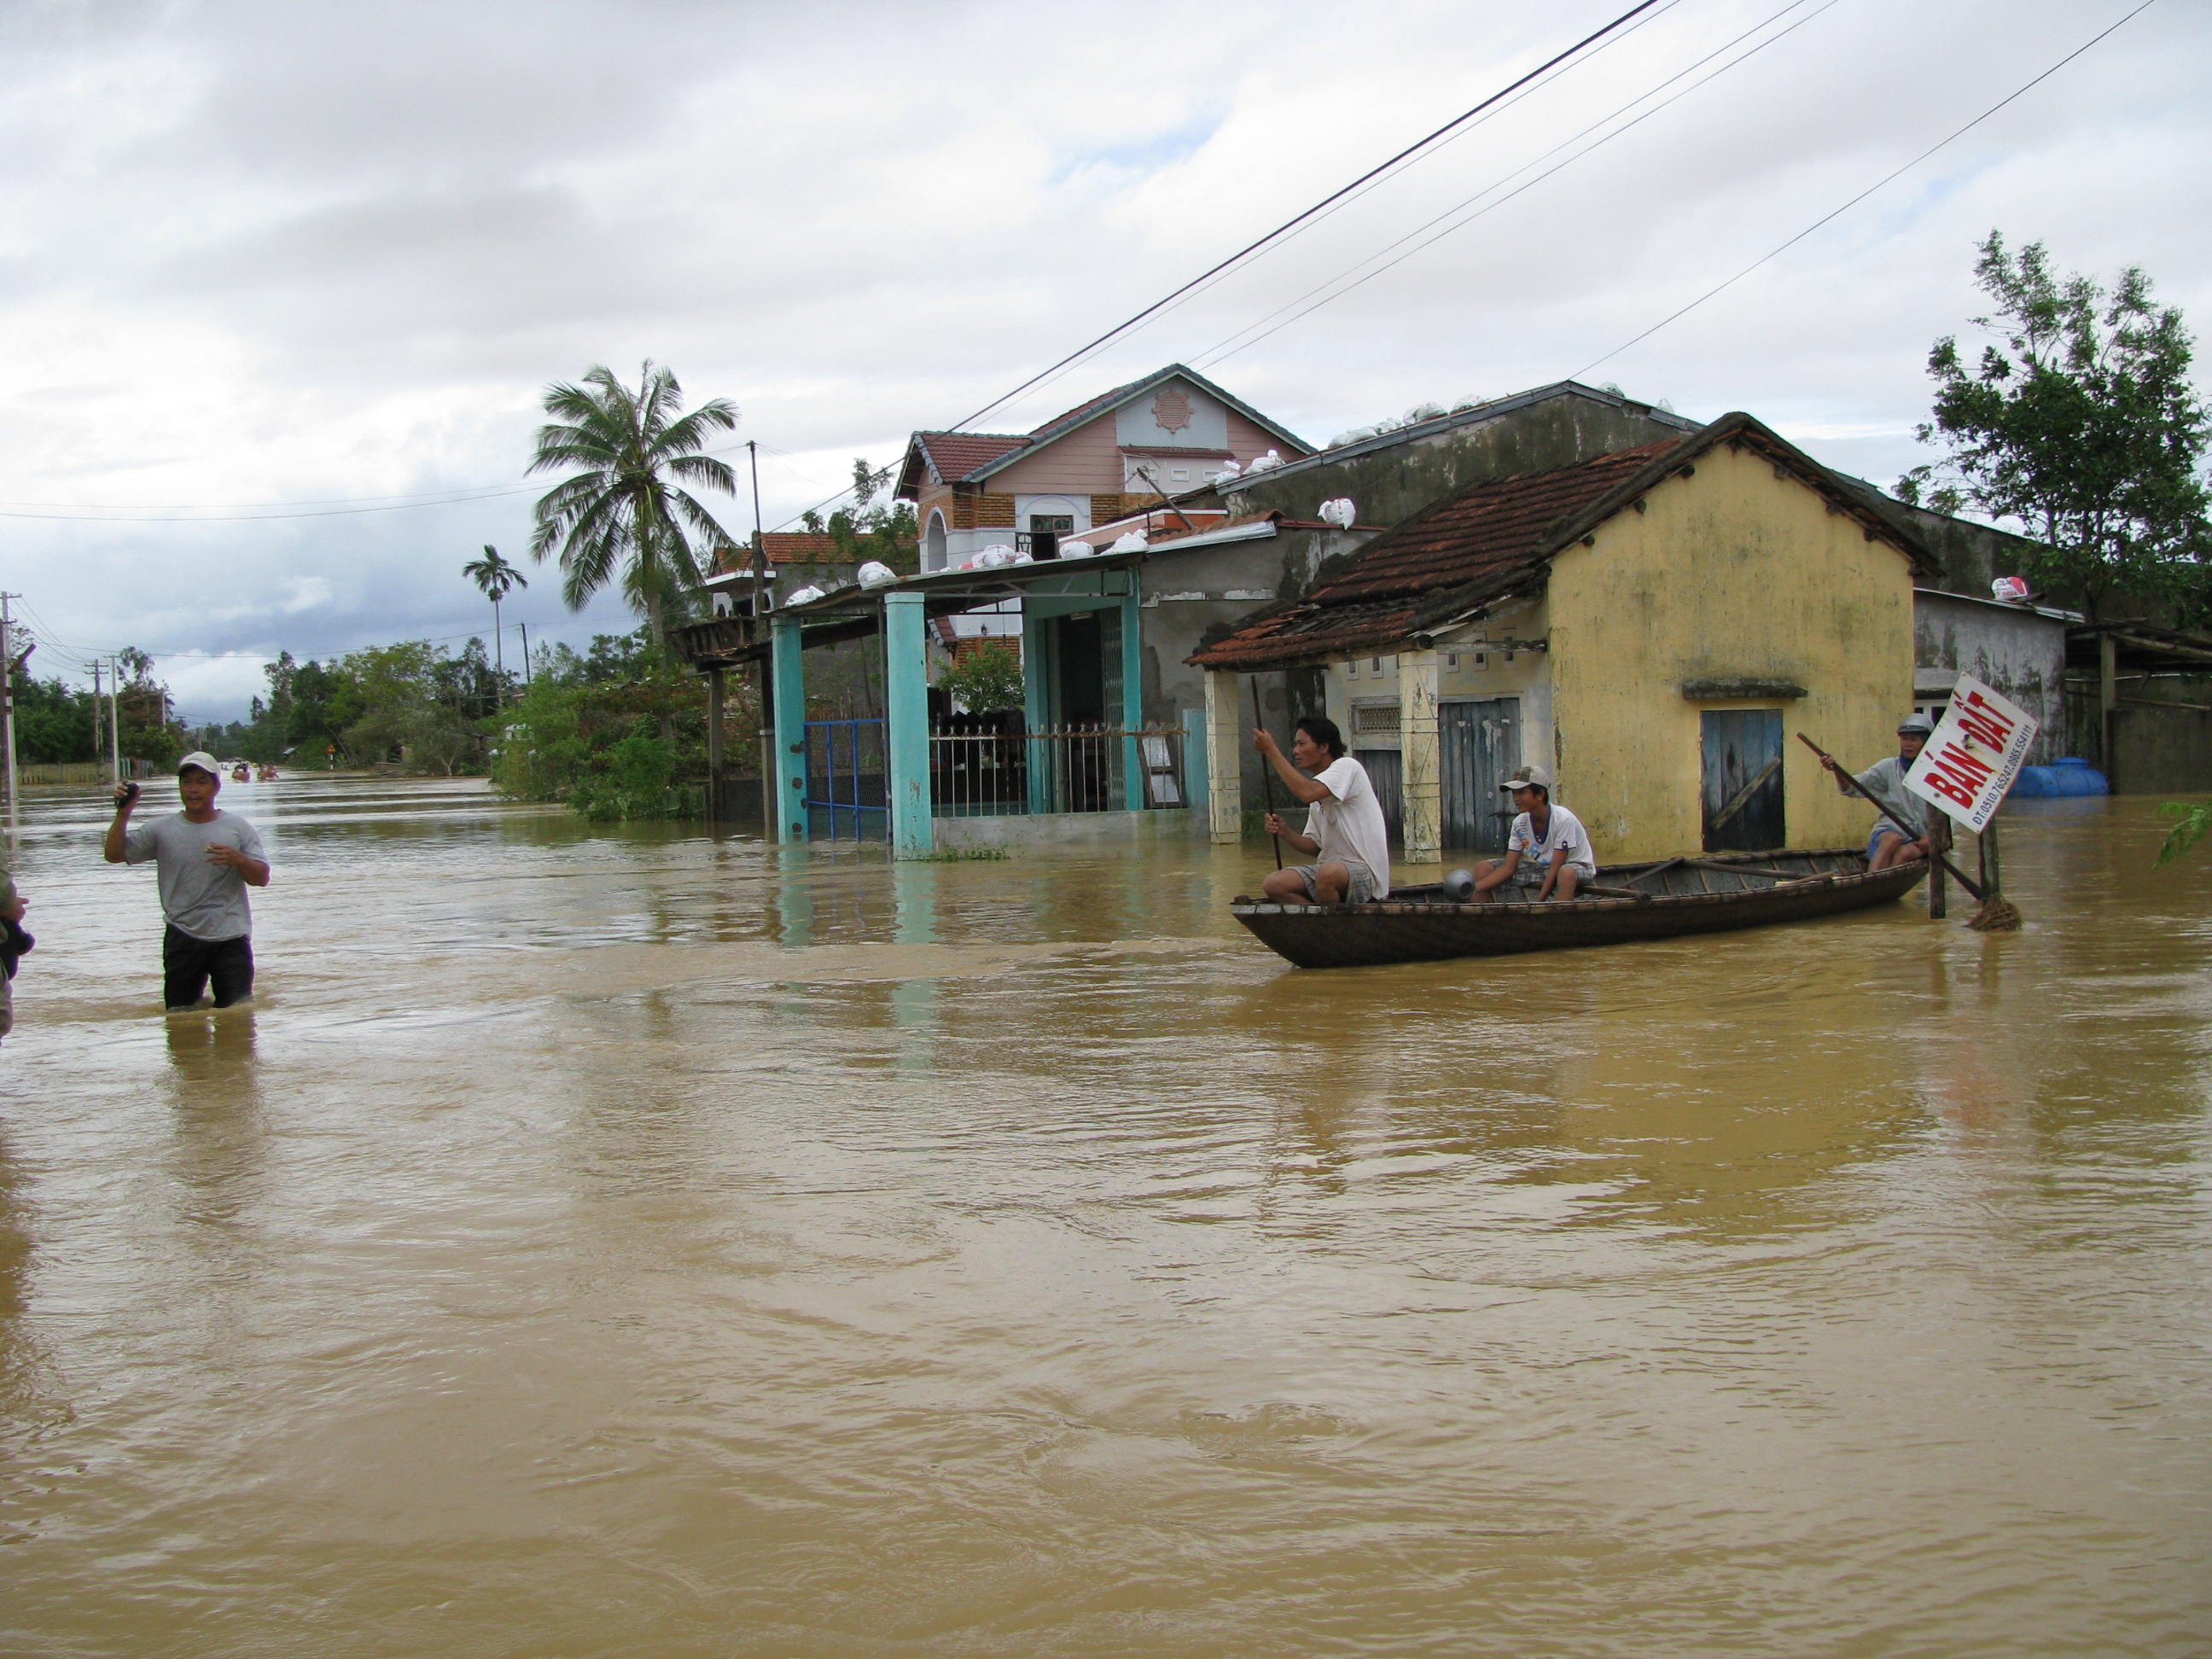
[1700,708,1785,851]
[1359,748,1403,841]
[1441,698,1521,853]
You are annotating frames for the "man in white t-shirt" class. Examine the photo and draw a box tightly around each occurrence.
[1254,715,1392,905]
[1470,764,1595,901]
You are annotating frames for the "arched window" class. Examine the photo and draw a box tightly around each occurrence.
[925,510,947,571]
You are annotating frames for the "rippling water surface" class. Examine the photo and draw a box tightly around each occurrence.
[2,776,2208,1656]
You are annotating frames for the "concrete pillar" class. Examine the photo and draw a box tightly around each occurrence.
[1022,605,1051,814]
[769,615,808,843]
[1204,669,1243,843]
[1118,585,1144,811]
[884,591,934,857]
[1399,648,1441,862]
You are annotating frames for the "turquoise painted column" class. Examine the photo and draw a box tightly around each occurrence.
[884,591,934,857]
[1119,583,1144,811]
[1022,605,1051,815]
[1180,706,1208,817]
[770,614,808,843]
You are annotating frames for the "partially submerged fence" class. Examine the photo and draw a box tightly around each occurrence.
[930,723,1188,818]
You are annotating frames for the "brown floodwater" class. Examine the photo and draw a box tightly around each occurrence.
[2,775,2207,1656]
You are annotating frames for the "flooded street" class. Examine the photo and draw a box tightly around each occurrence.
[3,774,2208,1656]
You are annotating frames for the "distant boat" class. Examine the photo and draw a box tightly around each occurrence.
[1231,848,1928,969]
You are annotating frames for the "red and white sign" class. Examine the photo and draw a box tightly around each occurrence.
[1905,674,2040,835]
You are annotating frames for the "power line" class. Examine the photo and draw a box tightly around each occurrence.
[1571,0,2160,378]
[958,0,1694,423]
[943,0,1668,435]
[1191,0,1843,372]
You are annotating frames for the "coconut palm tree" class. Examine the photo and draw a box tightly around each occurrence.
[527,362,740,644]
[463,544,527,696]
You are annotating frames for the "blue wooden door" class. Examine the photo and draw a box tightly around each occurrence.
[1700,708,1785,851]
[1441,698,1521,853]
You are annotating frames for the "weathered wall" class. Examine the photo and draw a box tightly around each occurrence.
[1221,389,1694,533]
[1913,591,2069,762]
[1547,443,1918,861]
[2107,674,2212,793]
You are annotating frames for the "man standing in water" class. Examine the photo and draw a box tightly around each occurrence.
[1819,713,1935,870]
[1254,715,1392,905]
[105,753,271,1010]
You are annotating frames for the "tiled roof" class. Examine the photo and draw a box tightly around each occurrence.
[1309,440,1672,605]
[713,532,913,573]
[1189,413,1933,671]
[913,430,1030,485]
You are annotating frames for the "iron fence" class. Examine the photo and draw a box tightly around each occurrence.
[929,722,1187,818]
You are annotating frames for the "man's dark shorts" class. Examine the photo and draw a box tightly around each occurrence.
[164,926,253,1010]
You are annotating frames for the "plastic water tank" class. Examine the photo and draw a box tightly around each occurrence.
[2011,756,2110,797]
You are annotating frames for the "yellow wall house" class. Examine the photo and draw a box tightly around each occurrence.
[1189,412,1941,866]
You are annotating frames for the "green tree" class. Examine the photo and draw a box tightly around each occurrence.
[115,647,184,765]
[937,641,1024,713]
[2157,801,2210,866]
[1898,232,2212,620]
[463,544,528,693]
[799,458,922,580]
[527,362,741,643]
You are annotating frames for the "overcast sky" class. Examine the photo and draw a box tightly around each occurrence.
[3,0,2203,721]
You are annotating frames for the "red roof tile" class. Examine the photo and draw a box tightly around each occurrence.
[1189,414,1933,671]
[913,431,1030,485]
[713,532,913,573]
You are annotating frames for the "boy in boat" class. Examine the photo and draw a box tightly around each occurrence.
[1470,765,1595,901]
[1254,715,1392,905]
[1819,713,1934,870]
[104,752,271,1010]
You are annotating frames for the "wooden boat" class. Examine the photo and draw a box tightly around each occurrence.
[1231,847,1929,969]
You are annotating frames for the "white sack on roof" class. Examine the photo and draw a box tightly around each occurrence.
[970,543,1020,569]
[1109,531,1149,553]
[1211,460,1241,482]
[857,561,897,587]
[1318,498,1357,530]
[785,584,826,605]
[1246,449,1284,474]
[1057,538,1097,557]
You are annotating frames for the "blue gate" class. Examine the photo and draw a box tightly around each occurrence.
[806,719,888,840]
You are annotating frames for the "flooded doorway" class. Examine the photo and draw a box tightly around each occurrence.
[1701,707,1785,850]
[1442,697,1521,853]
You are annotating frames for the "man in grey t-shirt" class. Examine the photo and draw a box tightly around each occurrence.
[105,751,271,1010]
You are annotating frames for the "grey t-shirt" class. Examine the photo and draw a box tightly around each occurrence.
[123,809,267,940]
[1853,755,1930,835]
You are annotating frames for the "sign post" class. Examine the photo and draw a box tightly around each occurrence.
[1905,675,2039,931]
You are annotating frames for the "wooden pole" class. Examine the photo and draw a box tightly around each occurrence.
[1795,732,1988,901]
[1928,816,1949,920]
[1252,678,1282,870]
[2098,631,2118,785]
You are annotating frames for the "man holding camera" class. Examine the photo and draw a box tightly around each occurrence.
[104,752,271,1011]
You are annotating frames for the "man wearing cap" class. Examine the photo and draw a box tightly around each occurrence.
[1470,765,1596,902]
[1820,714,1935,871]
[103,753,271,1010]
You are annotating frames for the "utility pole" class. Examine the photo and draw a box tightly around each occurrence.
[92,659,106,777]
[748,439,769,610]
[519,621,532,685]
[108,656,124,783]
[0,594,18,847]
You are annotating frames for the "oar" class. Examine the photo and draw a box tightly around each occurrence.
[1796,732,1995,907]
[1252,678,1283,870]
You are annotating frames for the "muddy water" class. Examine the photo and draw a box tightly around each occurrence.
[2,776,2207,1656]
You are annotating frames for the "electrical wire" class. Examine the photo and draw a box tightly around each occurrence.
[1571,0,2159,378]
[942,0,1668,436]
[1191,0,1842,371]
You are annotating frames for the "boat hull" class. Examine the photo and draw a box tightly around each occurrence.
[1231,848,1929,969]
